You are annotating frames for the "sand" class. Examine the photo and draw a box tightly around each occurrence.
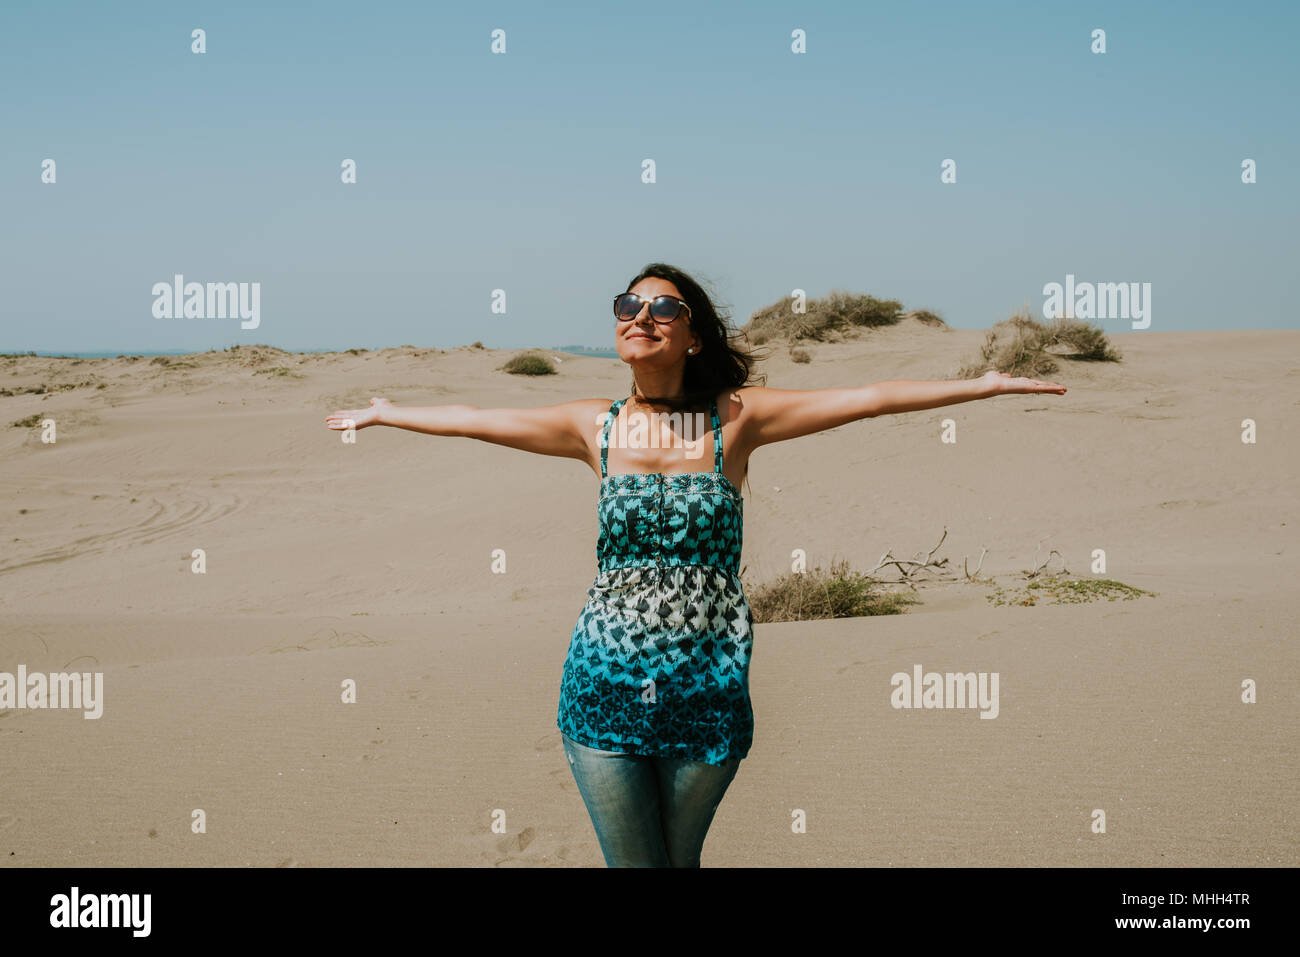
[1,324,1296,866]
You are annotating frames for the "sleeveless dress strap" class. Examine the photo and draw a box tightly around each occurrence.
[710,399,724,474]
[600,398,624,478]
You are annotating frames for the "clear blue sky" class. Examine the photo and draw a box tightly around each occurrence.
[2,0,1296,353]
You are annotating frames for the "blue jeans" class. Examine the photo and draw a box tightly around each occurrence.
[561,732,742,867]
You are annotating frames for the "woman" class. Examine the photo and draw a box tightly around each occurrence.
[325,262,1066,867]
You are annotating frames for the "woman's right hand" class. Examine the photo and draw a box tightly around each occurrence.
[326,396,393,431]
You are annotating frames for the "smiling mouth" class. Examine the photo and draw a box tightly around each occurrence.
[628,333,659,340]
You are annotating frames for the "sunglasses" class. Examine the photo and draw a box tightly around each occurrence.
[613,292,692,325]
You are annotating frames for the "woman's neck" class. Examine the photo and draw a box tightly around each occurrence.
[630,384,689,409]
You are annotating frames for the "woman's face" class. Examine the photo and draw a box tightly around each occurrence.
[614,277,699,368]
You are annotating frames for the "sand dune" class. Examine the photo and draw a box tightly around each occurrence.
[1,326,1297,866]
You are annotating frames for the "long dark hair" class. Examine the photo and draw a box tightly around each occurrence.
[623,262,767,414]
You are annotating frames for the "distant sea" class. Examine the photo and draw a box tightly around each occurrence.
[9,345,620,359]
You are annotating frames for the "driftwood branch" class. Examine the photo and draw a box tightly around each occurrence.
[871,527,954,588]
[870,527,997,586]
[1026,539,1069,578]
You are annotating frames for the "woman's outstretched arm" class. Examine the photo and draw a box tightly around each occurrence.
[734,370,1066,449]
[325,396,608,467]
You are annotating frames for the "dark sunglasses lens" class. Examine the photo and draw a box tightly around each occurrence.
[614,294,642,319]
[650,297,682,322]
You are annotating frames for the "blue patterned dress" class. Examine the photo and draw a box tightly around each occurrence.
[556,395,754,767]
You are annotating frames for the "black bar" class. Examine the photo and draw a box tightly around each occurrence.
[0,866,1284,942]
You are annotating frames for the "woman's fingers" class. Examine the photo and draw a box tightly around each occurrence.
[325,408,370,429]
[1003,377,1065,394]
[984,370,1066,394]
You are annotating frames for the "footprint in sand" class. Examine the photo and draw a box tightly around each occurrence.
[493,827,536,860]
[359,734,391,761]
[548,768,573,792]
